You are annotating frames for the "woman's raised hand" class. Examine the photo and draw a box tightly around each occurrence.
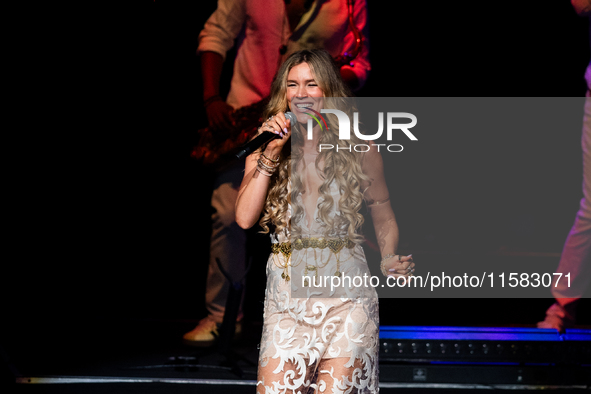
[259,113,292,151]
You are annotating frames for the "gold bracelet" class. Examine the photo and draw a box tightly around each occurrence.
[381,253,399,263]
[261,152,279,163]
[258,157,279,169]
[255,166,273,177]
[257,159,278,173]
[259,155,279,168]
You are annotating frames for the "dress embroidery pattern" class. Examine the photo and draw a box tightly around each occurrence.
[258,181,379,393]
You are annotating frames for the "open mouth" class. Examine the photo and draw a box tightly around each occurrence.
[290,98,324,126]
[295,103,315,109]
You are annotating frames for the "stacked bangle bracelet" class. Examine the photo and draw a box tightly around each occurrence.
[256,153,280,177]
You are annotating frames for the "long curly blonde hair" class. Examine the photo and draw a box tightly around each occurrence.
[259,49,369,243]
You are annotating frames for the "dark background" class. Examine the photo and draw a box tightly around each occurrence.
[6,0,591,341]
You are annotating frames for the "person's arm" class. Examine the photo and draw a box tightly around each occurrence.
[236,114,292,229]
[339,0,371,91]
[198,0,247,130]
[361,145,414,279]
[572,0,591,16]
[201,51,234,131]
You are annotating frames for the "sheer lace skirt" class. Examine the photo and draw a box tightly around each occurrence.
[257,252,379,393]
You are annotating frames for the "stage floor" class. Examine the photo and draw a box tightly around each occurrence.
[3,317,590,393]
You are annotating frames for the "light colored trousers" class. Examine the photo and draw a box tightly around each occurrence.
[206,164,247,324]
[552,94,591,304]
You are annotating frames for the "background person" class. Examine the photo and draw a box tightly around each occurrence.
[537,0,591,332]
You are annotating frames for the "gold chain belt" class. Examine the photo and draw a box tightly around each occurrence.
[271,237,356,282]
[271,237,356,260]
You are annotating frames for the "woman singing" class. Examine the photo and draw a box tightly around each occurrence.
[236,49,414,393]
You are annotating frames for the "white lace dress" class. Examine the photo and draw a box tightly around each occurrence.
[256,155,380,393]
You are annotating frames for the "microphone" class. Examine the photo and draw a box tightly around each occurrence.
[235,112,296,160]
